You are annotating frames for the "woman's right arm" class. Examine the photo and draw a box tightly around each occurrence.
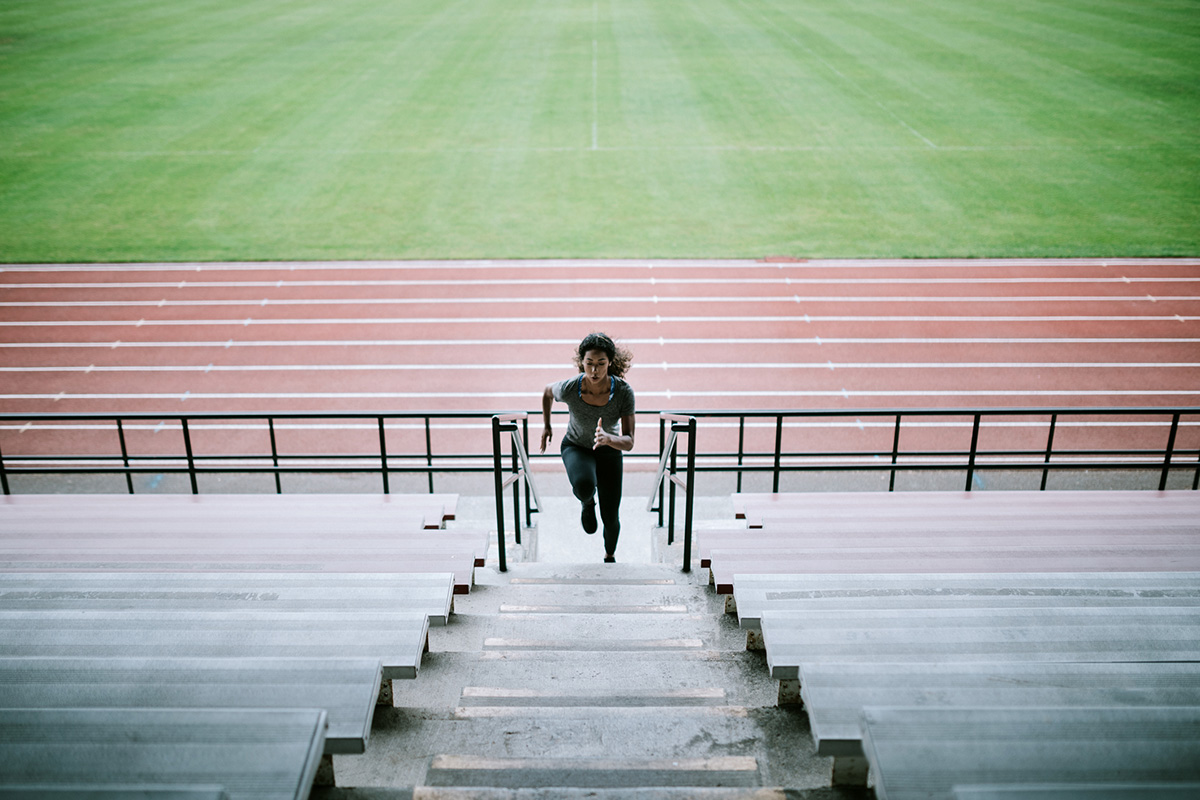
[540,384,555,453]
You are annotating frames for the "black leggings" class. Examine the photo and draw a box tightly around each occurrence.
[561,442,623,555]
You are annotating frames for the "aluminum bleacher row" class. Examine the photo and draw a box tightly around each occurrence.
[708,490,1200,798]
[0,493,486,799]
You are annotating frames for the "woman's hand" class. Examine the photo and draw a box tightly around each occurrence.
[540,426,553,453]
[593,418,608,450]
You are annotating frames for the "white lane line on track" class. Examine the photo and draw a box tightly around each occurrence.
[5,277,1199,289]
[3,315,1197,327]
[3,259,1198,273]
[4,389,1198,400]
[4,338,1200,349]
[4,295,1199,308]
[5,362,1198,373]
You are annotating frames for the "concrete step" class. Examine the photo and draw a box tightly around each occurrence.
[424,755,761,788]
[333,703,825,787]
[315,786,869,799]
[389,650,778,709]
[431,614,741,651]
[330,560,837,793]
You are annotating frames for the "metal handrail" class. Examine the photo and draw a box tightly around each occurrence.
[647,413,697,572]
[0,411,531,496]
[491,413,542,573]
[666,407,1200,493]
[6,408,1194,497]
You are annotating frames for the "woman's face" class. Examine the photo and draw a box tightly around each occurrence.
[582,349,610,383]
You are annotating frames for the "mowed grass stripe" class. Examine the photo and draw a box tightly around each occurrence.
[0,0,1196,261]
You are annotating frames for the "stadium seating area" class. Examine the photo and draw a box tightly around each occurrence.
[714,490,1200,796]
[0,493,486,797]
[3,488,1199,797]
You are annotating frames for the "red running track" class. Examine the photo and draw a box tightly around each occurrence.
[1,258,1198,465]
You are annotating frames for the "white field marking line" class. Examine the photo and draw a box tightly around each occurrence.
[739,0,937,149]
[10,143,1168,157]
[6,277,1198,290]
[5,295,1200,309]
[6,389,1199,400]
[3,315,1197,327]
[2,258,1198,273]
[3,337,1198,349]
[592,0,599,151]
[6,362,1198,373]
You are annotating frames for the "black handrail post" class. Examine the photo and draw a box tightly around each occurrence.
[667,434,678,546]
[425,417,435,493]
[772,414,783,493]
[889,414,902,492]
[657,417,666,527]
[181,418,198,495]
[268,417,282,495]
[1193,445,1200,492]
[377,417,390,494]
[1040,413,1058,491]
[510,434,521,546]
[680,416,696,574]
[0,436,8,496]
[117,418,134,494]
[491,416,508,573]
[522,417,532,529]
[965,413,981,492]
[1159,412,1180,491]
[736,415,746,493]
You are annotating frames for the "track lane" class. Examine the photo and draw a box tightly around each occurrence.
[2,259,1197,465]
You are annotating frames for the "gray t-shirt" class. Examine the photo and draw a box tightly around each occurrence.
[551,374,636,448]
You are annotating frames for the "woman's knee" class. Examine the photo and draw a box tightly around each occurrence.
[572,476,597,501]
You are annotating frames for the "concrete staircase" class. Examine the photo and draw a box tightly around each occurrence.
[324,561,866,799]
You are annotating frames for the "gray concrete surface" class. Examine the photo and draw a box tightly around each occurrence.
[328,561,857,796]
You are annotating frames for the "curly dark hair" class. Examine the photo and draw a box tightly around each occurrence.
[572,332,633,378]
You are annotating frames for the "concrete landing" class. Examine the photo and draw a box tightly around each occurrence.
[322,562,866,799]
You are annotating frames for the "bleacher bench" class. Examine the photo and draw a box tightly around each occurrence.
[952,784,1200,800]
[731,572,1200,642]
[707,490,1200,593]
[860,706,1200,800]
[0,608,430,682]
[760,605,1200,681]
[0,494,483,593]
[0,492,457,528]
[0,708,327,800]
[0,571,457,626]
[0,656,382,755]
[798,661,1200,786]
[730,490,1200,528]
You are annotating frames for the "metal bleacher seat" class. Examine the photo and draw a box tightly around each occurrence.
[0,492,475,794]
[0,571,457,625]
[0,708,327,800]
[761,605,1200,681]
[860,706,1200,800]
[799,661,1200,786]
[0,657,382,755]
[0,493,484,593]
[717,490,1200,795]
[731,572,1200,646]
[952,784,1200,800]
[706,490,1200,594]
[0,608,430,680]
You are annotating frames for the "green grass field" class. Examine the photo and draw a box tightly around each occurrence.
[1,0,1197,261]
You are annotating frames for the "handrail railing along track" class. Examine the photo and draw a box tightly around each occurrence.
[1,407,1196,575]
